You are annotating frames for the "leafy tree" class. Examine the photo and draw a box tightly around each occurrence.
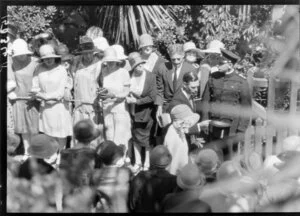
[7,6,57,41]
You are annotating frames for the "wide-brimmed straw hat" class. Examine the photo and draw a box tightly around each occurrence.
[138,34,154,50]
[112,44,128,60]
[177,163,205,190]
[74,119,102,143]
[28,134,59,159]
[39,44,61,59]
[183,41,204,58]
[11,39,33,57]
[128,52,146,71]
[200,40,225,54]
[102,47,121,62]
[170,104,199,126]
[75,35,98,54]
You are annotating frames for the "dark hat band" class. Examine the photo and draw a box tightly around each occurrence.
[79,42,95,51]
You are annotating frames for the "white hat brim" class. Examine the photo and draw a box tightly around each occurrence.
[41,54,61,59]
[12,51,33,58]
[200,48,222,54]
[185,48,204,58]
[102,58,121,63]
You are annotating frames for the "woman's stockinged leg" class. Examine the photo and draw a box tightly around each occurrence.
[133,143,142,167]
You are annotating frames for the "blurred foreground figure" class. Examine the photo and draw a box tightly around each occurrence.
[128,145,177,212]
[161,163,211,213]
[92,141,130,212]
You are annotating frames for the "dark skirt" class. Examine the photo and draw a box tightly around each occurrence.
[132,119,153,148]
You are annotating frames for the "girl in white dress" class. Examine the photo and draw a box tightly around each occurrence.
[30,44,73,150]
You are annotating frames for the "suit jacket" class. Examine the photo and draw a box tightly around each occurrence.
[130,71,157,123]
[156,61,197,112]
[168,88,193,113]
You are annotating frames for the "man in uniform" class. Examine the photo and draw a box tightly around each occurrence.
[202,48,252,160]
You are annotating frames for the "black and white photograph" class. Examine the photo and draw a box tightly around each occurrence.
[1,3,300,213]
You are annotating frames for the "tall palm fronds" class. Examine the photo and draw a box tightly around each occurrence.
[94,5,175,47]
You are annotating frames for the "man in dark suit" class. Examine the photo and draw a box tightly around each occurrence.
[168,71,200,113]
[168,71,210,151]
[155,44,198,117]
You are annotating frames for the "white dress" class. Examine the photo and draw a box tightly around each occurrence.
[32,64,73,138]
[164,124,189,175]
[102,67,131,147]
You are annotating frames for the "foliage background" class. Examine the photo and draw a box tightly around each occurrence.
[3,5,299,109]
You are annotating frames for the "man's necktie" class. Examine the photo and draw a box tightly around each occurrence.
[173,66,178,91]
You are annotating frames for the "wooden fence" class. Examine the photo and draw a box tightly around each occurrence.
[239,64,300,160]
[236,5,300,160]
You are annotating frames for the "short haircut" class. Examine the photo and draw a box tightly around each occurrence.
[183,71,199,83]
[168,44,184,57]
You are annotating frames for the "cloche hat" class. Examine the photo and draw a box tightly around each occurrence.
[138,34,154,50]
[112,44,128,60]
[170,104,199,126]
[102,47,121,62]
[128,52,146,71]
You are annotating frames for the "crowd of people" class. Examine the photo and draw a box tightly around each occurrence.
[6,23,300,212]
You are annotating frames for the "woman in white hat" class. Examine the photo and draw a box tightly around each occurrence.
[138,34,165,74]
[138,33,166,146]
[97,47,131,151]
[111,44,131,71]
[183,41,204,66]
[10,38,40,158]
[164,104,200,175]
[30,44,73,151]
[93,36,110,61]
[198,39,226,98]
